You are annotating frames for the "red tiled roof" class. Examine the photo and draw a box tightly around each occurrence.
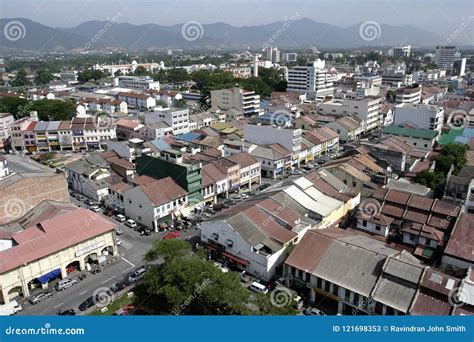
[140,177,187,206]
[0,208,116,274]
[227,152,258,168]
[444,213,474,262]
[243,206,297,245]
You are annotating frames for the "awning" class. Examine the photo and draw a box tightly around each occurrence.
[222,252,250,266]
[38,268,61,284]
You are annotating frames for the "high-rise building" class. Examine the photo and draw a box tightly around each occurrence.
[435,46,456,71]
[266,47,281,64]
[211,87,263,117]
[282,52,298,63]
[392,45,411,58]
[287,59,335,100]
[453,58,467,77]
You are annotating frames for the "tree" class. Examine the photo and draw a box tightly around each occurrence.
[78,70,107,83]
[415,171,446,192]
[174,98,187,108]
[136,239,298,315]
[133,66,149,77]
[435,143,468,175]
[167,68,190,83]
[35,69,54,85]
[156,100,169,108]
[11,68,30,87]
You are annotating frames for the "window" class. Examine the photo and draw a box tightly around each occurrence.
[353,293,359,306]
[316,277,322,289]
[324,280,331,293]
[362,220,367,227]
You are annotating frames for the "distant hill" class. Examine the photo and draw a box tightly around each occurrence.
[0,17,453,52]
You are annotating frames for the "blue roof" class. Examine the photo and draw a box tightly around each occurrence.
[462,128,474,138]
[257,112,292,123]
[455,136,470,144]
[174,132,202,142]
[150,139,170,151]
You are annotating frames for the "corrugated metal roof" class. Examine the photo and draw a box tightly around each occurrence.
[372,276,417,313]
[384,258,424,284]
[283,185,333,217]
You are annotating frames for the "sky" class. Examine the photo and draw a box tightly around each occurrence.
[0,0,473,38]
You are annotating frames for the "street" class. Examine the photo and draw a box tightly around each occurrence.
[17,195,201,316]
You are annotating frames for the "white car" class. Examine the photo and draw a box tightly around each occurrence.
[116,214,126,222]
[116,239,122,246]
[128,267,146,283]
[213,262,229,273]
[126,219,137,228]
[89,205,100,212]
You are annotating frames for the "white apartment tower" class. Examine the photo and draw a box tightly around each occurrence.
[435,46,456,71]
[211,87,263,117]
[266,47,281,64]
[287,59,335,100]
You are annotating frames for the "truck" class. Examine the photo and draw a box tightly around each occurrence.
[0,300,23,316]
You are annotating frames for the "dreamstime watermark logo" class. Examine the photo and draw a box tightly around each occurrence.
[446,109,473,130]
[96,113,115,130]
[269,109,291,127]
[448,287,470,308]
[262,12,300,49]
[359,21,382,42]
[92,287,115,308]
[171,278,214,315]
[358,198,381,220]
[5,323,85,336]
[3,20,26,42]
[181,21,204,42]
[440,16,474,47]
[270,287,293,308]
[84,12,122,50]
[4,198,27,220]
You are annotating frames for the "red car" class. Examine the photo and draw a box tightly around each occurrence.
[163,231,180,240]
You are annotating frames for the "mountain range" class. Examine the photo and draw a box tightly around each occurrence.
[0,17,461,53]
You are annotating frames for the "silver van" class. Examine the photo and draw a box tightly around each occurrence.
[249,281,269,294]
[55,278,77,291]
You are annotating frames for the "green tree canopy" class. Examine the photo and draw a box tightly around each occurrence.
[35,69,54,85]
[11,68,30,87]
[435,143,468,175]
[135,239,297,315]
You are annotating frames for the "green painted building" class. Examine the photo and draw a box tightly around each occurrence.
[136,152,203,205]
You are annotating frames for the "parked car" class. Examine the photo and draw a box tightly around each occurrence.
[116,214,126,222]
[304,307,327,316]
[126,219,137,228]
[116,239,122,246]
[78,296,96,311]
[115,227,123,235]
[163,231,180,240]
[55,278,77,291]
[249,282,269,294]
[89,205,100,212]
[239,271,252,283]
[85,199,95,206]
[128,267,147,283]
[213,262,229,273]
[57,309,75,316]
[29,292,53,305]
[291,169,303,175]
